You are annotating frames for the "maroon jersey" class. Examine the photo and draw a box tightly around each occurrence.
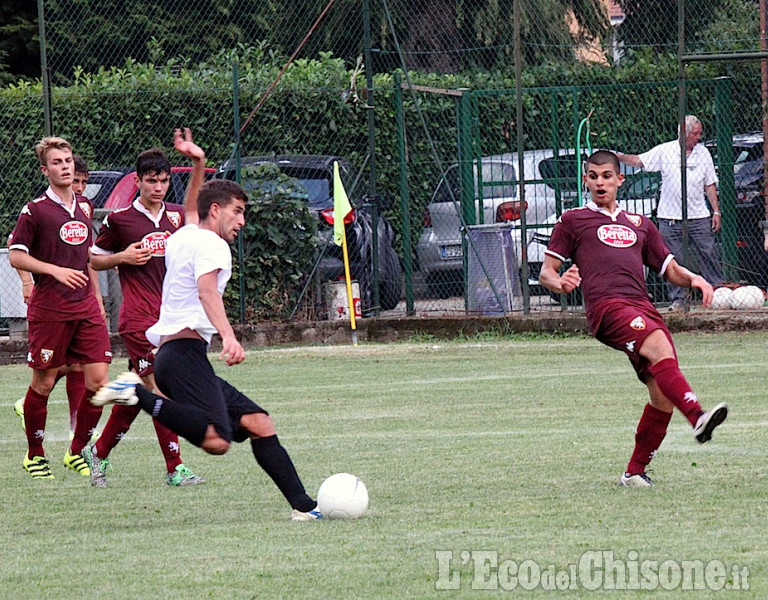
[8,190,100,321]
[545,203,672,326]
[92,200,185,334]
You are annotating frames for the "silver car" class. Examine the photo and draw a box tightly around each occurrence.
[416,149,587,297]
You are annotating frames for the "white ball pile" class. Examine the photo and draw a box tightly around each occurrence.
[728,285,765,310]
[711,285,765,310]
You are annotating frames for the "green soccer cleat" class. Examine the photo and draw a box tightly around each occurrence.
[81,445,110,488]
[63,449,91,476]
[14,397,25,429]
[23,455,54,479]
[166,464,205,487]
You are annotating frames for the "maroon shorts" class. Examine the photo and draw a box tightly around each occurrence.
[27,316,112,370]
[120,330,156,378]
[590,298,676,382]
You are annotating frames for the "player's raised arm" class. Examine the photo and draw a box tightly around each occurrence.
[173,127,205,226]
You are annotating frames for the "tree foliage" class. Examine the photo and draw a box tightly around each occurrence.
[0,0,38,85]
[617,0,738,55]
[3,0,616,85]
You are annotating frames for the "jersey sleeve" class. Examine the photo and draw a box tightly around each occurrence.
[8,203,36,252]
[92,212,122,254]
[193,237,231,281]
[544,214,574,262]
[643,221,672,274]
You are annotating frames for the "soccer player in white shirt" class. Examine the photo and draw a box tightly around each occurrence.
[93,179,321,520]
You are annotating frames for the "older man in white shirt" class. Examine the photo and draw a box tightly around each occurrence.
[617,115,724,311]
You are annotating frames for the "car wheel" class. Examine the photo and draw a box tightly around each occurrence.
[378,248,404,311]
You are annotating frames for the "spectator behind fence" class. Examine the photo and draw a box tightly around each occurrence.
[616,115,723,312]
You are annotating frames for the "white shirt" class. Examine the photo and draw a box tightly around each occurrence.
[146,224,232,346]
[639,140,717,220]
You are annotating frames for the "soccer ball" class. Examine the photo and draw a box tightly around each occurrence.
[317,473,369,519]
[711,286,733,310]
[729,285,764,310]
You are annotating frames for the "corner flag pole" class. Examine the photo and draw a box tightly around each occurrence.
[333,161,358,346]
[340,228,358,346]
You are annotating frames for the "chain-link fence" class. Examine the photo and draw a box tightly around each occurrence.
[1,0,766,333]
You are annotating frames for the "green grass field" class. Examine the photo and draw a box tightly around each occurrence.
[1,332,765,599]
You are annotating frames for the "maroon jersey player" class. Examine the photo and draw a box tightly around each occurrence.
[9,137,112,480]
[85,129,205,487]
[13,154,89,439]
[539,150,728,487]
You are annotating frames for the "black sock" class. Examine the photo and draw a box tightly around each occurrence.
[135,386,208,447]
[250,436,315,512]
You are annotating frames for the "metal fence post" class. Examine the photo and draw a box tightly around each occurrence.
[715,77,736,277]
[458,89,475,308]
[394,72,414,315]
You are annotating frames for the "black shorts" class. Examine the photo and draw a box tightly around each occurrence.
[154,338,267,443]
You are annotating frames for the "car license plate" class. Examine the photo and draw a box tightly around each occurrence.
[440,244,462,259]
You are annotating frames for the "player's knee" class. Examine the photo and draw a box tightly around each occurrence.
[202,438,230,455]
[200,425,230,454]
[240,412,276,437]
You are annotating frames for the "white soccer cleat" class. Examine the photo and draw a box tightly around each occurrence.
[693,403,728,443]
[619,472,654,487]
[291,508,324,521]
[92,372,143,407]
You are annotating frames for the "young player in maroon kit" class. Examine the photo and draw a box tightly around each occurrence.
[14,155,89,439]
[539,150,728,487]
[84,129,205,487]
[9,138,112,479]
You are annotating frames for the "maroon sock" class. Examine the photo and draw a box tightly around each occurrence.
[65,370,86,432]
[648,357,702,426]
[24,387,49,458]
[626,403,672,474]
[153,419,183,472]
[69,390,102,455]
[94,404,141,459]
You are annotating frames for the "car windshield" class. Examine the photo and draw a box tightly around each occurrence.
[293,177,331,209]
[732,146,764,177]
[538,155,586,192]
[274,167,337,210]
[620,166,660,200]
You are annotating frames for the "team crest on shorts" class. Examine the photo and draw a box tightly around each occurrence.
[166,211,182,228]
[625,214,642,227]
[40,348,54,364]
[629,316,646,331]
[78,202,92,219]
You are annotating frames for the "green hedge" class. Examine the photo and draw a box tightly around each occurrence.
[0,46,756,319]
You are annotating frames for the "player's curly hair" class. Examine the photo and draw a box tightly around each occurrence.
[197,179,248,220]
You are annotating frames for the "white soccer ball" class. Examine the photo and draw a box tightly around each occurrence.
[317,473,369,519]
[729,285,765,310]
[711,286,733,310]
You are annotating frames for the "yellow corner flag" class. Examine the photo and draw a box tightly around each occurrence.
[333,160,358,345]
[333,161,353,246]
